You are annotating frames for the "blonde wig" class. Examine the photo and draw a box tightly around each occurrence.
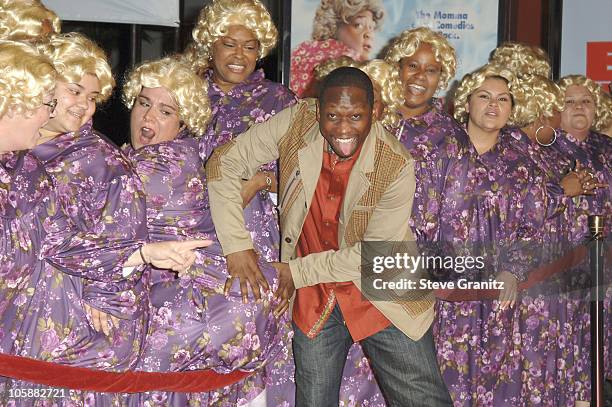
[595,92,611,134]
[512,74,564,127]
[558,74,606,132]
[185,0,277,74]
[360,59,402,128]
[123,57,211,136]
[313,56,359,81]
[311,0,384,41]
[383,27,456,90]
[490,42,551,79]
[0,0,61,41]
[453,64,518,125]
[42,32,114,102]
[0,39,56,118]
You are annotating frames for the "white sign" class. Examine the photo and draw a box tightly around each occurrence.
[44,0,180,27]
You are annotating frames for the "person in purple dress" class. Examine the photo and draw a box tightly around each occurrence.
[485,63,600,405]
[0,40,59,404]
[556,75,611,405]
[0,39,56,270]
[183,0,297,265]
[182,1,297,405]
[383,27,470,243]
[433,64,549,406]
[0,33,207,405]
[123,57,291,407]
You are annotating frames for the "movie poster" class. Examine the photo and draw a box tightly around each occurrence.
[290,0,499,97]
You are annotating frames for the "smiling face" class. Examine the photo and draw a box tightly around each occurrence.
[317,86,373,158]
[42,74,100,135]
[0,99,53,153]
[130,86,183,150]
[210,24,259,92]
[561,85,596,138]
[466,77,513,134]
[398,44,442,117]
[336,10,375,61]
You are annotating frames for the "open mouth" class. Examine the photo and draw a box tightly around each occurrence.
[227,64,246,73]
[68,110,84,121]
[406,83,427,96]
[332,137,357,156]
[140,126,156,143]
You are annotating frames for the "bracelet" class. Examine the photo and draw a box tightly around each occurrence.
[139,245,148,265]
[264,174,272,192]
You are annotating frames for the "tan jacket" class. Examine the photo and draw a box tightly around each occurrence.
[206,99,434,340]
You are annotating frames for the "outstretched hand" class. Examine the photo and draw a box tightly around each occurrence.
[141,239,212,272]
[225,249,270,303]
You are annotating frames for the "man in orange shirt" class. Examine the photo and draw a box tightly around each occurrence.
[207,67,451,406]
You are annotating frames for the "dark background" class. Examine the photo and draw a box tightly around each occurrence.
[61,0,561,146]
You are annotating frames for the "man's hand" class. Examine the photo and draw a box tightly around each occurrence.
[272,262,295,318]
[83,303,120,336]
[496,271,518,314]
[225,249,269,303]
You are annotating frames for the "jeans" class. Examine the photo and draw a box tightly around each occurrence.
[292,304,451,407]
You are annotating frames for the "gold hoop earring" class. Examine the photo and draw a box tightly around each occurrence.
[535,125,557,146]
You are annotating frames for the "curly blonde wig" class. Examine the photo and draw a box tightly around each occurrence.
[558,74,606,132]
[0,39,56,118]
[512,74,564,127]
[595,92,611,134]
[313,56,359,81]
[123,57,211,136]
[184,0,277,75]
[360,59,402,128]
[383,27,456,90]
[311,0,384,41]
[453,64,518,125]
[41,33,114,102]
[0,0,61,41]
[490,42,551,79]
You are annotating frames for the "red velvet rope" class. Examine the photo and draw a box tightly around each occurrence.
[0,353,251,392]
[435,243,590,301]
[1,244,606,391]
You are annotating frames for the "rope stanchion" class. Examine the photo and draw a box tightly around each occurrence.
[0,353,251,392]
[588,215,605,407]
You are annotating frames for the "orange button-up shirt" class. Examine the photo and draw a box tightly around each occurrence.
[292,144,390,340]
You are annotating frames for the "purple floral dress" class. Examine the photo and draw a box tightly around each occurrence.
[432,128,549,406]
[124,134,290,406]
[392,100,471,243]
[551,131,611,399]
[201,69,298,407]
[503,129,611,404]
[201,68,297,264]
[0,122,149,405]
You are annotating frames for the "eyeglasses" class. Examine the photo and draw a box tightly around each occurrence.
[42,98,57,113]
